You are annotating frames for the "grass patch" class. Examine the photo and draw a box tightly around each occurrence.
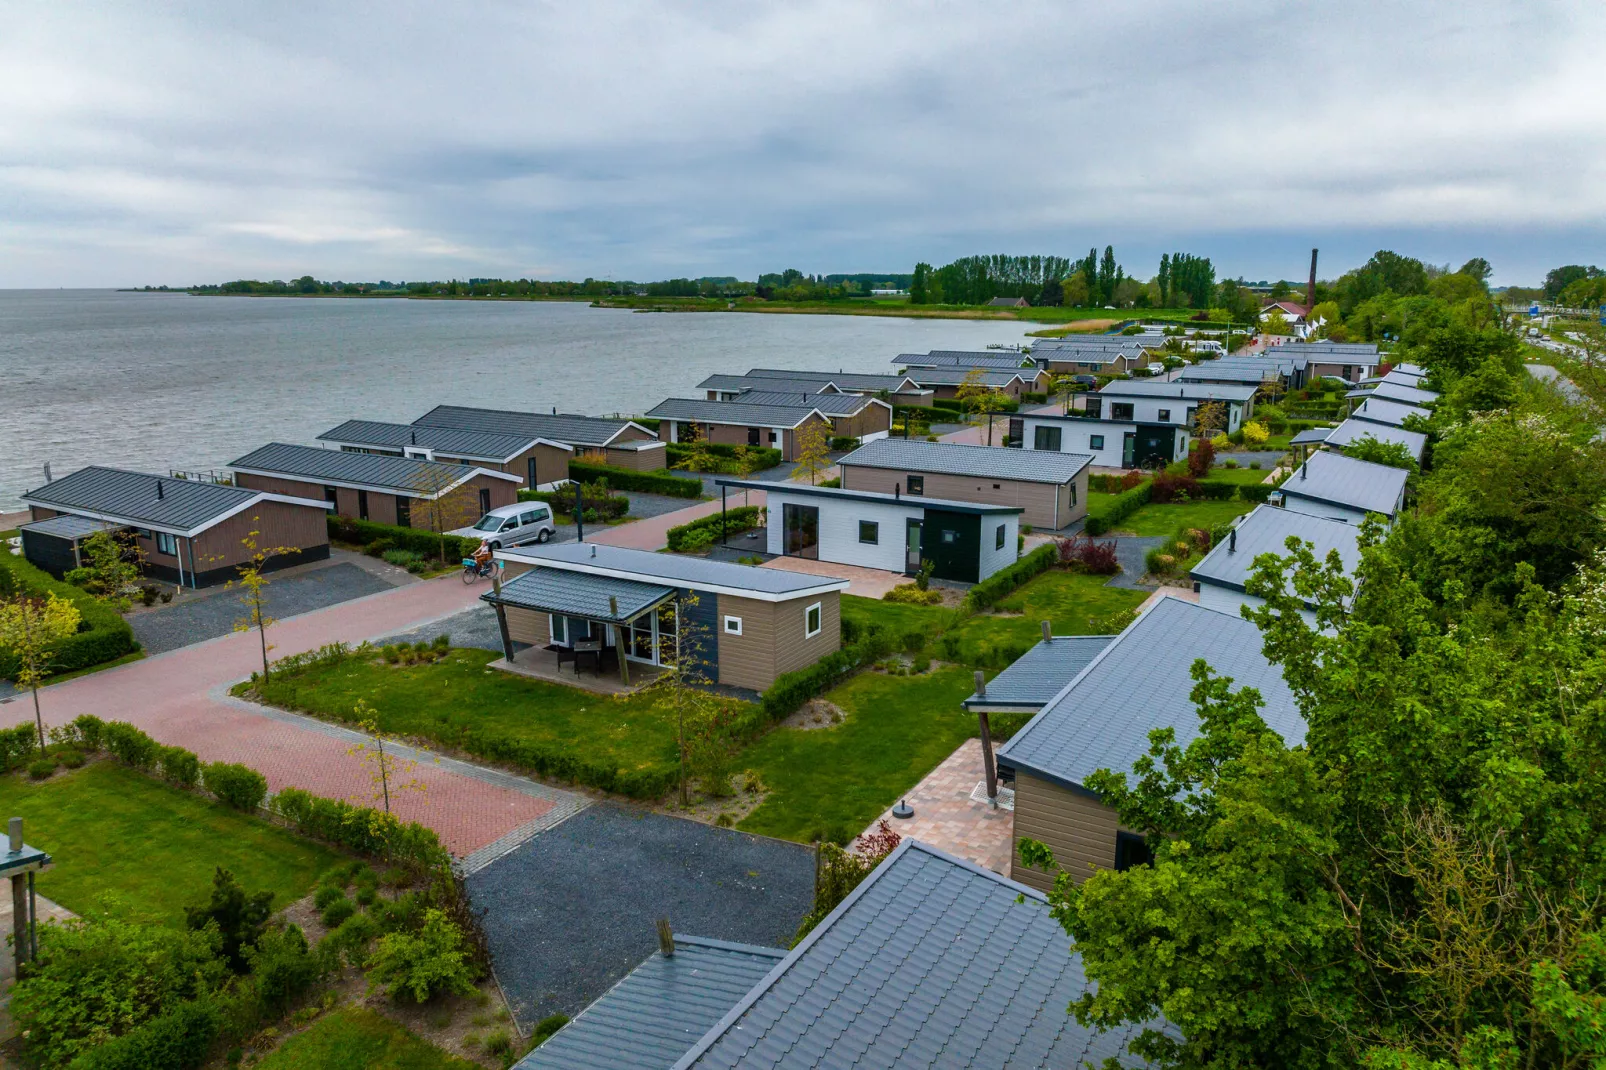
[1111,499,1254,536]
[1204,466,1276,484]
[738,666,977,843]
[256,1007,477,1070]
[0,761,340,925]
[840,593,951,640]
[943,571,1145,668]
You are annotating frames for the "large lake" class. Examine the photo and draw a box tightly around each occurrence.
[0,290,1033,510]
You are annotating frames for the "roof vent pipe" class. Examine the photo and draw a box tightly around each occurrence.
[894,485,900,499]
[1041,620,1052,643]
[656,918,674,957]
[590,545,597,558]
[1229,528,1237,553]
[1301,464,1307,480]
[973,669,986,699]
[156,480,164,500]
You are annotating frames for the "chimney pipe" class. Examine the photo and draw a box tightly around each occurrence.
[43,463,52,484]
[973,669,986,700]
[1041,620,1052,643]
[894,484,900,499]
[609,595,618,616]
[1308,248,1318,309]
[656,918,674,957]
[1301,463,1307,480]
[1229,528,1237,553]
[156,479,164,500]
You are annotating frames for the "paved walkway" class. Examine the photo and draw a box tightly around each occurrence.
[760,556,908,598]
[0,575,586,859]
[860,739,1014,876]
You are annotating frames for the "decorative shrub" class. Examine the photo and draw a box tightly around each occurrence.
[320,898,356,928]
[1055,535,1120,575]
[57,748,85,769]
[329,517,478,562]
[883,584,942,605]
[1187,437,1215,479]
[28,758,56,780]
[202,762,268,812]
[103,720,161,769]
[762,633,896,722]
[1149,472,1202,503]
[664,443,782,474]
[569,461,701,498]
[313,885,346,910]
[364,909,479,1004]
[158,745,201,788]
[244,926,320,1015]
[1083,480,1153,536]
[964,544,1057,612]
[666,505,762,552]
[520,483,629,519]
[381,549,426,572]
[829,436,859,451]
[0,724,41,772]
[184,868,272,973]
[1241,420,1270,445]
[270,787,450,870]
[67,998,220,1070]
[0,556,139,681]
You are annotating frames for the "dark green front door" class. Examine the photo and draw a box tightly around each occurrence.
[923,509,981,583]
[1133,424,1174,468]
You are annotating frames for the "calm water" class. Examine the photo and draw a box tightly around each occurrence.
[0,290,1032,510]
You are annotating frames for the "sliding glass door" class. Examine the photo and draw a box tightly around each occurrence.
[782,503,819,559]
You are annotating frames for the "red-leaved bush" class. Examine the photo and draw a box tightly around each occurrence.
[1056,535,1120,575]
[1187,437,1215,479]
[1150,472,1201,503]
[855,819,902,862]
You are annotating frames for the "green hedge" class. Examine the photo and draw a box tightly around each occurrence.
[963,544,1057,612]
[68,999,219,1070]
[519,485,629,520]
[666,506,762,552]
[203,762,267,811]
[829,436,859,451]
[664,443,782,473]
[1084,481,1154,536]
[0,554,139,681]
[570,461,702,497]
[328,516,478,560]
[0,724,41,771]
[762,632,896,721]
[270,787,449,870]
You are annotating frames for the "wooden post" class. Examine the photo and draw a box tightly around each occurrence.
[490,569,515,662]
[575,480,585,543]
[656,917,674,956]
[10,818,27,970]
[974,671,998,806]
[611,597,630,686]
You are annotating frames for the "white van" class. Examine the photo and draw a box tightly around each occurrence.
[457,502,557,549]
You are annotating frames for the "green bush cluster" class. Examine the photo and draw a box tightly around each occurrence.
[828,436,860,451]
[66,992,220,1070]
[569,461,701,497]
[0,555,139,681]
[202,763,268,812]
[762,632,897,721]
[1088,472,1147,493]
[327,516,477,561]
[666,505,763,552]
[379,635,449,665]
[664,442,782,473]
[379,548,428,574]
[520,483,630,519]
[0,723,43,771]
[1084,480,1154,535]
[963,544,1057,612]
[269,788,450,871]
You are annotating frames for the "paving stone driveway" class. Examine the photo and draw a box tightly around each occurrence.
[468,805,814,1032]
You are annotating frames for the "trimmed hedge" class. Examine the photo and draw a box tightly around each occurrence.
[1084,480,1153,535]
[0,723,41,770]
[328,516,478,561]
[963,544,1057,612]
[519,484,629,519]
[67,999,219,1070]
[762,632,897,721]
[666,506,762,552]
[270,787,449,871]
[570,461,702,498]
[0,554,139,681]
[829,436,859,451]
[202,762,268,811]
[665,442,783,473]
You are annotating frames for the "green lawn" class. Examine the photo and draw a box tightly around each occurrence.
[257,1008,477,1070]
[944,570,1146,667]
[0,762,340,925]
[1205,466,1277,484]
[738,666,977,843]
[1114,499,1255,536]
[840,592,951,640]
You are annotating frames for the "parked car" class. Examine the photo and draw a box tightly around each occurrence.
[455,502,556,549]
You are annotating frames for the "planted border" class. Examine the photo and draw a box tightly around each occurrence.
[569,461,702,497]
[0,555,139,680]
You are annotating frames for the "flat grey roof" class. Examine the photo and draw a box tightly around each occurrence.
[499,543,849,601]
[900,367,1036,387]
[22,466,315,537]
[1174,365,1281,384]
[1030,349,1131,365]
[1032,335,1155,349]
[1381,368,1427,386]
[481,567,675,624]
[1348,396,1430,428]
[414,405,642,447]
[997,596,1305,791]
[1290,427,1333,445]
[745,368,923,392]
[729,391,876,415]
[1190,505,1360,598]
[676,840,1154,1069]
[318,419,562,461]
[1098,380,1260,403]
[517,937,785,1070]
[838,438,1093,485]
[715,479,1022,515]
[698,374,835,395]
[647,398,823,428]
[895,350,1033,369]
[1325,419,1427,460]
[1346,382,1438,406]
[1282,450,1408,515]
[1392,362,1426,374]
[20,515,120,541]
[1285,342,1381,355]
[964,635,1116,710]
[230,442,512,497]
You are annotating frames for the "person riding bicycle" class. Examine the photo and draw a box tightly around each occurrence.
[472,541,494,573]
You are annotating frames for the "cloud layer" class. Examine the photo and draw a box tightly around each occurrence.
[2,1,1601,287]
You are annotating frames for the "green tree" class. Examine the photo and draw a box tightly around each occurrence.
[1544,265,1599,302]
[77,530,143,607]
[1342,435,1420,474]
[910,262,931,304]
[0,592,82,755]
[1061,272,1090,307]
[954,367,1011,446]
[793,419,833,486]
[230,522,293,681]
[365,908,479,1003]
[1457,257,1493,283]
[184,867,272,973]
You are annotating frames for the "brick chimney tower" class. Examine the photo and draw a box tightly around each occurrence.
[1307,248,1318,308]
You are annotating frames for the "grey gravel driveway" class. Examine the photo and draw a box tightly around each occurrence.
[1106,536,1166,591]
[468,804,814,1032]
[127,562,394,655]
[377,604,504,652]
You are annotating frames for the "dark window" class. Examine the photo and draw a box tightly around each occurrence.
[941,529,957,544]
[323,485,338,507]
[1115,832,1152,871]
[1083,397,1102,418]
[479,487,492,515]
[1111,402,1135,421]
[527,457,539,489]
[748,427,761,446]
[357,490,369,521]
[906,475,924,495]
[155,532,178,556]
[995,524,1006,550]
[396,498,411,527]
[1089,435,1105,450]
[1033,425,1062,451]
[769,430,778,444]
[1157,408,1171,421]
[859,520,879,544]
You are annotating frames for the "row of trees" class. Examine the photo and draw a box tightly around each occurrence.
[909,255,1074,305]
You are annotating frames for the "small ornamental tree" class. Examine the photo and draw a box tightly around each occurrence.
[0,592,82,755]
[1192,399,1227,436]
[955,367,1013,446]
[793,419,832,487]
[365,908,478,1003]
[231,522,294,681]
[347,701,428,820]
[184,867,272,973]
[79,530,143,607]
[409,468,485,563]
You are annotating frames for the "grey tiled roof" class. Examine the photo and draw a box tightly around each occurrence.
[1030,348,1132,365]
[716,478,1021,515]
[1175,365,1282,384]
[1348,396,1430,428]
[677,841,1153,1069]
[318,419,555,461]
[1032,335,1158,349]
[964,635,1116,709]
[500,542,850,599]
[1282,450,1408,515]
[838,438,1093,485]
[414,405,637,447]
[230,442,495,496]
[1381,368,1427,386]
[1289,427,1333,445]
[1325,419,1427,460]
[1098,380,1260,402]
[894,351,1032,370]
[1345,382,1438,406]
[647,398,825,428]
[745,368,923,392]
[20,515,120,540]
[1189,505,1360,596]
[517,937,785,1070]
[1392,362,1426,375]
[697,374,834,396]
[22,466,281,535]
[730,391,876,415]
[997,596,1305,789]
[1287,342,1381,355]
[482,567,675,623]
[901,367,1037,387]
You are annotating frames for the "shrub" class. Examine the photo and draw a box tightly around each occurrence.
[0,723,41,771]
[569,461,701,498]
[269,788,450,870]
[320,898,356,928]
[365,909,480,1004]
[665,505,762,552]
[313,885,346,910]
[0,556,139,682]
[883,584,942,605]
[57,748,85,769]
[829,436,859,451]
[244,926,320,1014]
[184,868,273,973]
[203,762,267,812]
[531,1014,570,1047]
[762,633,896,721]
[318,913,381,970]
[381,548,425,570]
[1145,548,1178,575]
[1241,420,1270,445]
[663,443,782,475]
[67,999,221,1070]
[28,758,57,780]
[159,746,201,788]
[1055,535,1119,575]
[1083,480,1152,536]
[964,544,1057,612]
[71,714,105,752]
[328,517,478,563]
[1254,403,1288,433]
[101,721,159,769]
[520,483,630,519]
[1187,437,1215,479]
[1149,472,1201,504]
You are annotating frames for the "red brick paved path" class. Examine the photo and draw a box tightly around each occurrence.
[0,575,584,860]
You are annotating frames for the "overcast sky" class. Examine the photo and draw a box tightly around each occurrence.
[2,1,1601,288]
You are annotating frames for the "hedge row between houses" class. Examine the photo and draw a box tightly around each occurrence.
[666,506,763,552]
[0,554,140,680]
[1084,481,1154,536]
[327,516,479,561]
[569,461,703,498]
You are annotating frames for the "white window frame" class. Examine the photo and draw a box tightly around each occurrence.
[549,614,568,645]
[804,601,822,638]
[155,532,178,556]
[723,615,743,636]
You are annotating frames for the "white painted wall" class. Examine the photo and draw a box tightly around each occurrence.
[1019,416,1135,467]
[764,490,915,574]
[1196,581,1317,627]
[1280,493,1373,526]
[1100,394,1247,431]
[977,513,1020,580]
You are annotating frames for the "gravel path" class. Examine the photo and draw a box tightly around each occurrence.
[377,604,504,652]
[1105,536,1166,591]
[468,804,814,1032]
[128,562,395,655]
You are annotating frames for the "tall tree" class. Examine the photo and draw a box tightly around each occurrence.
[1157,254,1172,306]
[0,592,81,755]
